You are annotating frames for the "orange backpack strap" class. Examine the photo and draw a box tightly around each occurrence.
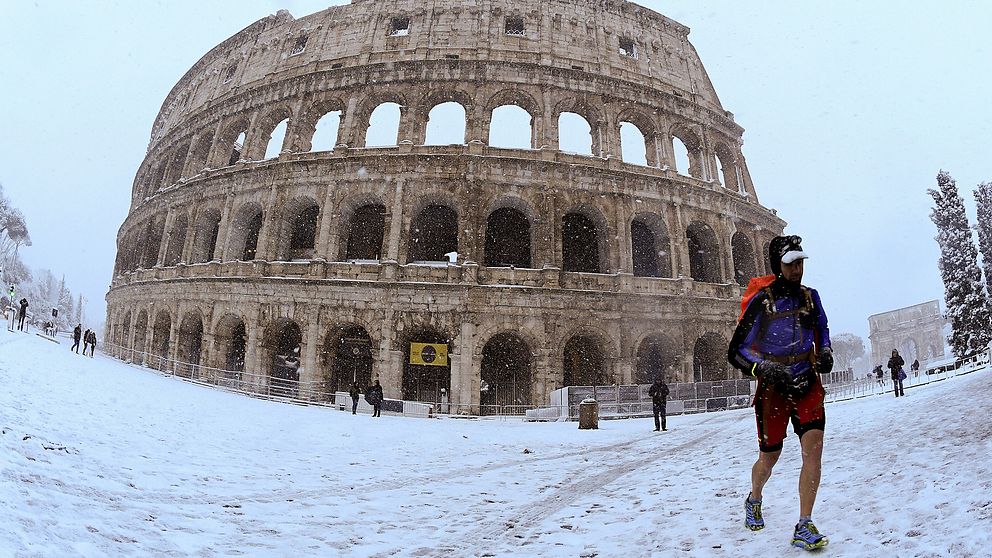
[738,274,777,322]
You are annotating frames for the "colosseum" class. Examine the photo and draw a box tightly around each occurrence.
[105,0,785,413]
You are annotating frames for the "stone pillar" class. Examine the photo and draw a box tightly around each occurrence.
[156,211,176,266]
[244,312,263,392]
[301,314,321,399]
[723,219,738,285]
[314,185,336,260]
[672,204,690,279]
[214,191,237,262]
[384,180,406,262]
[257,184,282,261]
[468,106,490,145]
[450,321,477,412]
[338,96,360,148]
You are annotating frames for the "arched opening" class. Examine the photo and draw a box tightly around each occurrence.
[489,105,532,149]
[619,122,648,166]
[185,130,214,175]
[563,334,608,386]
[264,319,302,397]
[900,338,920,364]
[484,207,531,268]
[119,312,132,353]
[562,212,602,273]
[693,332,729,381]
[215,314,246,375]
[480,332,533,413]
[686,222,721,283]
[408,204,457,263]
[424,102,466,145]
[402,329,451,404]
[190,209,222,263]
[164,213,189,266]
[310,111,341,152]
[227,204,264,261]
[631,219,660,277]
[177,312,203,378]
[132,310,148,363]
[140,220,165,269]
[672,137,691,176]
[263,118,289,160]
[321,324,374,396]
[162,142,190,187]
[365,102,401,147]
[343,203,386,261]
[635,334,680,384]
[278,198,320,261]
[558,112,593,155]
[715,144,740,191]
[151,310,172,370]
[732,232,758,287]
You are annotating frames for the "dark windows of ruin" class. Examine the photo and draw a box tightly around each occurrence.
[344,204,386,261]
[164,213,189,266]
[228,131,246,166]
[635,335,677,384]
[630,219,660,277]
[191,209,222,263]
[229,204,264,261]
[177,312,204,375]
[408,204,457,263]
[151,310,172,366]
[562,212,601,273]
[216,314,247,374]
[290,35,308,56]
[686,221,721,283]
[266,320,303,397]
[731,232,757,287]
[484,207,531,268]
[563,335,607,387]
[693,332,729,381]
[504,16,525,36]
[480,332,532,412]
[285,201,320,260]
[223,64,237,84]
[619,37,637,58]
[389,16,411,37]
[322,325,374,395]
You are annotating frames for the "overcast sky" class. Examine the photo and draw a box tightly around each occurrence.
[2,0,990,344]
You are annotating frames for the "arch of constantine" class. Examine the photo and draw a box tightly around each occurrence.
[105,0,786,412]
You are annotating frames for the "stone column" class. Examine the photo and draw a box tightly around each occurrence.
[257,184,282,261]
[301,313,321,400]
[337,96,360,148]
[214,191,237,262]
[384,179,405,262]
[156,211,176,266]
[672,204,690,279]
[450,321,477,412]
[244,311,263,392]
[314,185,335,261]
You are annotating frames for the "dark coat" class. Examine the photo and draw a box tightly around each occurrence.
[349,384,360,400]
[18,298,28,315]
[648,381,670,405]
[86,331,97,344]
[366,384,384,405]
[887,354,905,379]
[73,326,82,341]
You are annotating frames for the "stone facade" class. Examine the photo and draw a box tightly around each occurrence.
[105,0,785,412]
[868,300,947,368]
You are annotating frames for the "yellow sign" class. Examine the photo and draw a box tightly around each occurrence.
[410,342,448,366]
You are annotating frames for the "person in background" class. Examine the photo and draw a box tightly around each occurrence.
[71,324,83,353]
[85,329,97,357]
[888,349,906,397]
[911,358,920,378]
[728,235,832,551]
[873,364,884,387]
[17,298,29,331]
[349,381,361,415]
[648,377,670,431]
[367,379,384,417]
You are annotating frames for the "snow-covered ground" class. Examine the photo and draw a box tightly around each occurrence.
[1,331,989,557]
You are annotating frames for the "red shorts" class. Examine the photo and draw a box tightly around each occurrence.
[753,375,825,453]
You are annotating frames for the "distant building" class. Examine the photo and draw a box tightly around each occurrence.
[868,300,946,367]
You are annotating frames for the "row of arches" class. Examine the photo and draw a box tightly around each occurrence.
[139,88,752,202]
[109,306,735,408]
[117,193,768,286]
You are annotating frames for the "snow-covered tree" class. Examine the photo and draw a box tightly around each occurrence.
[929,170,992,357]
[76,293,84,324]
[830,332,865,371]
[973,181,992,296]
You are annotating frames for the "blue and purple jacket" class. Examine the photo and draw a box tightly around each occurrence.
[728,279,830,380]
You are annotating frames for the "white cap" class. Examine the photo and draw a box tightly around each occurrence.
[780,250,808,264]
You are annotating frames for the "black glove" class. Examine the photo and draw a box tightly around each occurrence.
[756,360,793,393]
[816,347,834,374]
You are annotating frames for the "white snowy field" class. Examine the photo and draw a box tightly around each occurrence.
[1,331,989,558]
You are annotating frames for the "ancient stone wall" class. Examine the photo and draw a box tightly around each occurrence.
[107,0,785,412]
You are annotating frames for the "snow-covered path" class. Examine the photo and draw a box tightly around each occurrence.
[1,331,989,557]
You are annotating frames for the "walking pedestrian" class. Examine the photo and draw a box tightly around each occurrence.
[349,381,361,415]
[873,364,884,387]
[71,324,83,353]
[888,350,905,397]
[728,235,832,551]
[85,329,97,357]
[648,377,670,431]
[911,359,920,378]
[17,298,29,331]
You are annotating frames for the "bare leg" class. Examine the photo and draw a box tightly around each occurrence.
[751,449,781,500]
[798,429,824,516]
